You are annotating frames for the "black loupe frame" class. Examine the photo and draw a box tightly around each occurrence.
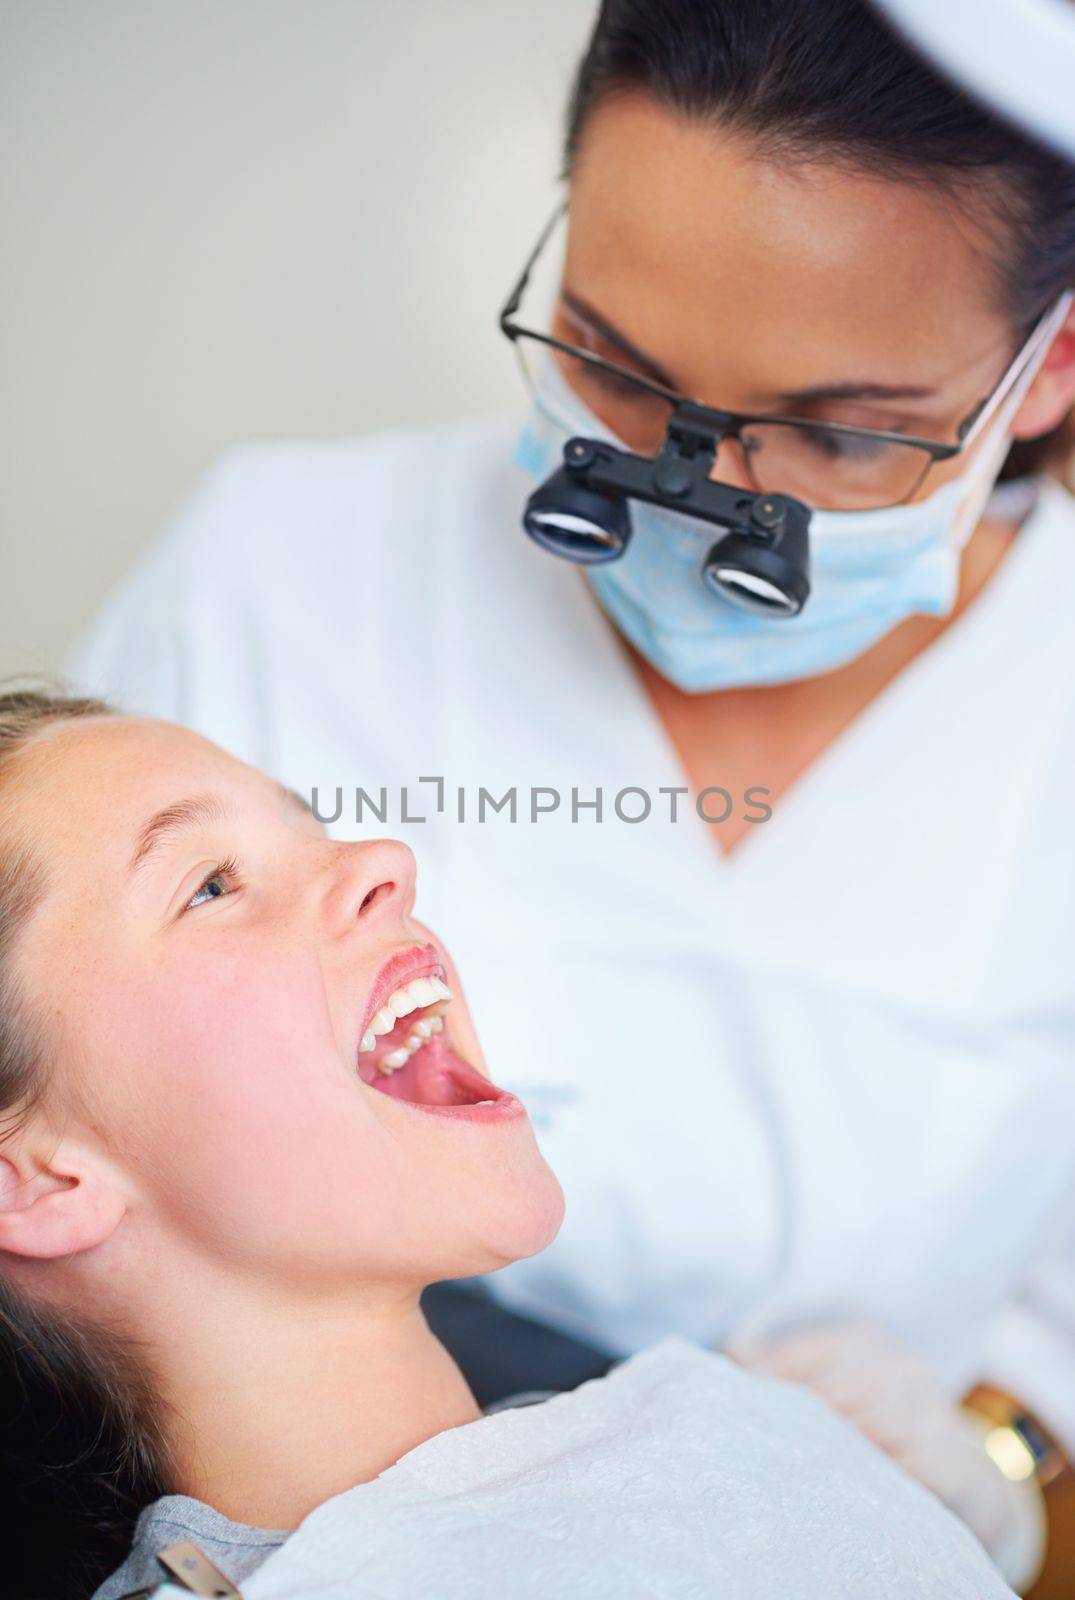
[523,402,814,617]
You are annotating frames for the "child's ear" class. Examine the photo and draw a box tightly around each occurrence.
[1010,306,1075,440]
[0,1133,125,1260]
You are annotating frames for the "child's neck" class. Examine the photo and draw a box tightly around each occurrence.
[148,1272,480,1529]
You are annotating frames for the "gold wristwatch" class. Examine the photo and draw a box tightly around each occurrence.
[964,1385,1072,1493]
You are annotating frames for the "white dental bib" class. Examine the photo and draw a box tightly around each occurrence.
[234,1342,1008,1600]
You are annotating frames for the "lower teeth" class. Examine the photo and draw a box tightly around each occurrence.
[376,1014,445,1076]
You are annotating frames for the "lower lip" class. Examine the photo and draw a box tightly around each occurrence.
[407,1088,527,1125]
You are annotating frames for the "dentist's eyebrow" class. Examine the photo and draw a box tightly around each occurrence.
[560,290,677,389]
[771,378,938,406]
[129,793,231,875]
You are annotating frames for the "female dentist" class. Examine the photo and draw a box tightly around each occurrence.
[73,0,1075,1588]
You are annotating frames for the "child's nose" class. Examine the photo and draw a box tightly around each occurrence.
[321,837,416,936]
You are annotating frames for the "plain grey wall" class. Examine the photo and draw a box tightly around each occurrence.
[1,0,593,679]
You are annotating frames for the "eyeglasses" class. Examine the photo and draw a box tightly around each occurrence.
[500,204,1072,514]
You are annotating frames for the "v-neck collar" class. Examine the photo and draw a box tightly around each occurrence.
[579,482,1062,891]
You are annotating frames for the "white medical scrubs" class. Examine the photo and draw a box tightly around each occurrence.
[71,417,1075,1448]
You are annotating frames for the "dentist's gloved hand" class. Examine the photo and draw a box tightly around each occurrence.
[730,1321,1045,1591]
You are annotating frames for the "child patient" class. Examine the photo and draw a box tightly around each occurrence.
[0,692,1012,1599]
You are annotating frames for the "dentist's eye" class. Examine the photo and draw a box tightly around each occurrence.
[186,856,241,911]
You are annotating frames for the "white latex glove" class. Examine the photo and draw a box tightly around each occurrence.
[730,1321,1045,1592]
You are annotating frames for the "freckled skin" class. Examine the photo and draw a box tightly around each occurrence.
[10,716,563,1289]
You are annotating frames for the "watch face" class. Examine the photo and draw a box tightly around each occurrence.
[1015,1412,1053,1467]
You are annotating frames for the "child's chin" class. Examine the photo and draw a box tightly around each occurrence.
[484,1161,566,1266]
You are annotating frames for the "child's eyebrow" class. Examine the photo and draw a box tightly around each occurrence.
[128,793,231,876]
[275,781,317,821]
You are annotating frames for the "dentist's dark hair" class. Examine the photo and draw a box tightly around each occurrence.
[0,688,171,1598]
[565,0,1075,480]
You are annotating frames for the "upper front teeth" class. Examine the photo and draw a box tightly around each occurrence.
[358,974,452,1058]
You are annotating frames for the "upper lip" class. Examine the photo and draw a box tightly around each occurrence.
[357,941,447,1057]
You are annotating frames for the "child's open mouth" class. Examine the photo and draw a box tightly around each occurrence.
[355,955,521,1122]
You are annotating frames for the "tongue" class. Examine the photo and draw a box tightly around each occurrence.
[368,1035,490,1107]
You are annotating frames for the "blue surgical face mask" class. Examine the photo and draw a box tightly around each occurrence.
[514,362,1030,693]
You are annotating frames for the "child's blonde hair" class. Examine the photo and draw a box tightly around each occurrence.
[0,687,171,1595]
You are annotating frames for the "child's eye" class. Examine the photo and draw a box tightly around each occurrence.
[185,857,241,911]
